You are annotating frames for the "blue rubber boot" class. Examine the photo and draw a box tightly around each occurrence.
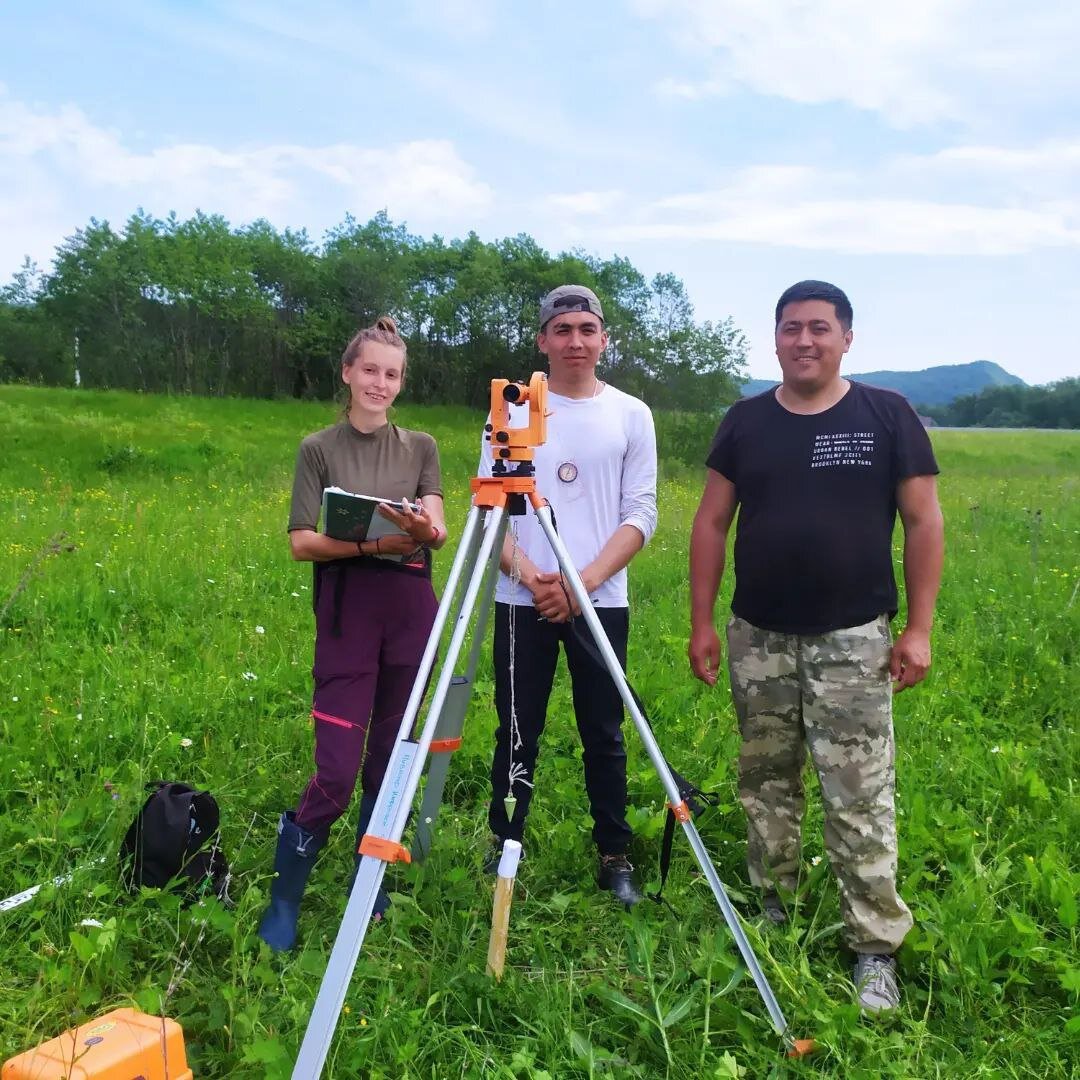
[347,792,391,920]
[257,811,328,952]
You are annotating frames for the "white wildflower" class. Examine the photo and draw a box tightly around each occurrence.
[990,746,1001,754]
[179,738,193,748]
[242,671,257,681]
[255,625,265,635]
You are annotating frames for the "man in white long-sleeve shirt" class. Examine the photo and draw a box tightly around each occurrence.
[479,285,658,906]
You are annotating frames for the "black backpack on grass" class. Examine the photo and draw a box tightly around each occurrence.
[120,780,230,903]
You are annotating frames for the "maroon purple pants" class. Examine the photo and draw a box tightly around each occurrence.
[294,560,438,834]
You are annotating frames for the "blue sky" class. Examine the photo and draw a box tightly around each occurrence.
[2,0,1078,385]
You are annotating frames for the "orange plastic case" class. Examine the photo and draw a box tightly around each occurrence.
[2,1007,192,1080]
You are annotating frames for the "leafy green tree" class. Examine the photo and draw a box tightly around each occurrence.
[0,260,67,385]
[922,378,1080,428]
[1,211,749,412]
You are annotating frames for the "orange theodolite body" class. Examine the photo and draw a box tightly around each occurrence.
[2,1007,192,1080]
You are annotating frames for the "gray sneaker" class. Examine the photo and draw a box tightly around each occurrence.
[853,953,900,1013]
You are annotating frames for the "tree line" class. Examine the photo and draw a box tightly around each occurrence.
[0,210,747,412]
[920,379,1080,429]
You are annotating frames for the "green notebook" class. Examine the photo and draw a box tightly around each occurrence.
[320,486,419,545]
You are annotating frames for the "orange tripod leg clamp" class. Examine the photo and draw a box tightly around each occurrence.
[669,800,692,823]
[358,835,412,863]
[429,737,462,753]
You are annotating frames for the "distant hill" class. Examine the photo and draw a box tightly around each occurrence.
[741,360,1025,407]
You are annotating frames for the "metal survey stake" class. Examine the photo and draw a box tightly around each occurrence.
[290,374,815,1078]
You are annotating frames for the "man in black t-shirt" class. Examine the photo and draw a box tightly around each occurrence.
[688,280,944,1014]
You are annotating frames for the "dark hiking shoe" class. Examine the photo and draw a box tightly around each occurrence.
[854,953,900,1013]
[598,854,643,908]
[762,891,788,925]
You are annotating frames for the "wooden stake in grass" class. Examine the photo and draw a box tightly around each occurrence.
[486,839,522,981]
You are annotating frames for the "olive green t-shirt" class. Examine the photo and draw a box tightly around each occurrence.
[288,421,442,533]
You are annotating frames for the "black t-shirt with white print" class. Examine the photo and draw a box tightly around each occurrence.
[706,381,939,635]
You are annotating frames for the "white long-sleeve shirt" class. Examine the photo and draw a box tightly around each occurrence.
[479,384,658,608]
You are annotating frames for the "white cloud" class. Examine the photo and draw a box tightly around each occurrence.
[402,0,499,39]
[0,88,492,272]
[653,76,720,101]
[568,150,1080,256]
[534,134,1060,256]
[932,143,1080,172]
[544,190,625,216]
[633,0,1080,128]
[608,196,1079,256]
[655,166,830,208]
[885,138,1080,214]
[290,141,494,218]
[915,140,1080,205]
[7,78,1079,270]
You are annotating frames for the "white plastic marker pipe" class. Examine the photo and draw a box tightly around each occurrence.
[485,839,522,980]
[0,875,69,913]
[0,858,107,914]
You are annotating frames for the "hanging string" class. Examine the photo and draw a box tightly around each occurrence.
[504,522,532,818]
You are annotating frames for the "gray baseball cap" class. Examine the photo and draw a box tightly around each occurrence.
[538,285,605,329]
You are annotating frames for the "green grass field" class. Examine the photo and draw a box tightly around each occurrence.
[1,384,1077,1079]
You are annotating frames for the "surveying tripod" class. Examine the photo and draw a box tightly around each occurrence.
[291,374,813,1078]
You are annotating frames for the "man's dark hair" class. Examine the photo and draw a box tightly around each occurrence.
[774,280,853,331]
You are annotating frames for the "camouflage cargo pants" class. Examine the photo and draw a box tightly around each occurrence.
[726,614,913,954]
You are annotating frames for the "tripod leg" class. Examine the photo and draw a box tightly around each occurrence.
[292,505,509,1080]
[531,504,794,1045]
[412,513,506,861]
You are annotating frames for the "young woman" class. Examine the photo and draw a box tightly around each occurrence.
[258,316,447,952]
